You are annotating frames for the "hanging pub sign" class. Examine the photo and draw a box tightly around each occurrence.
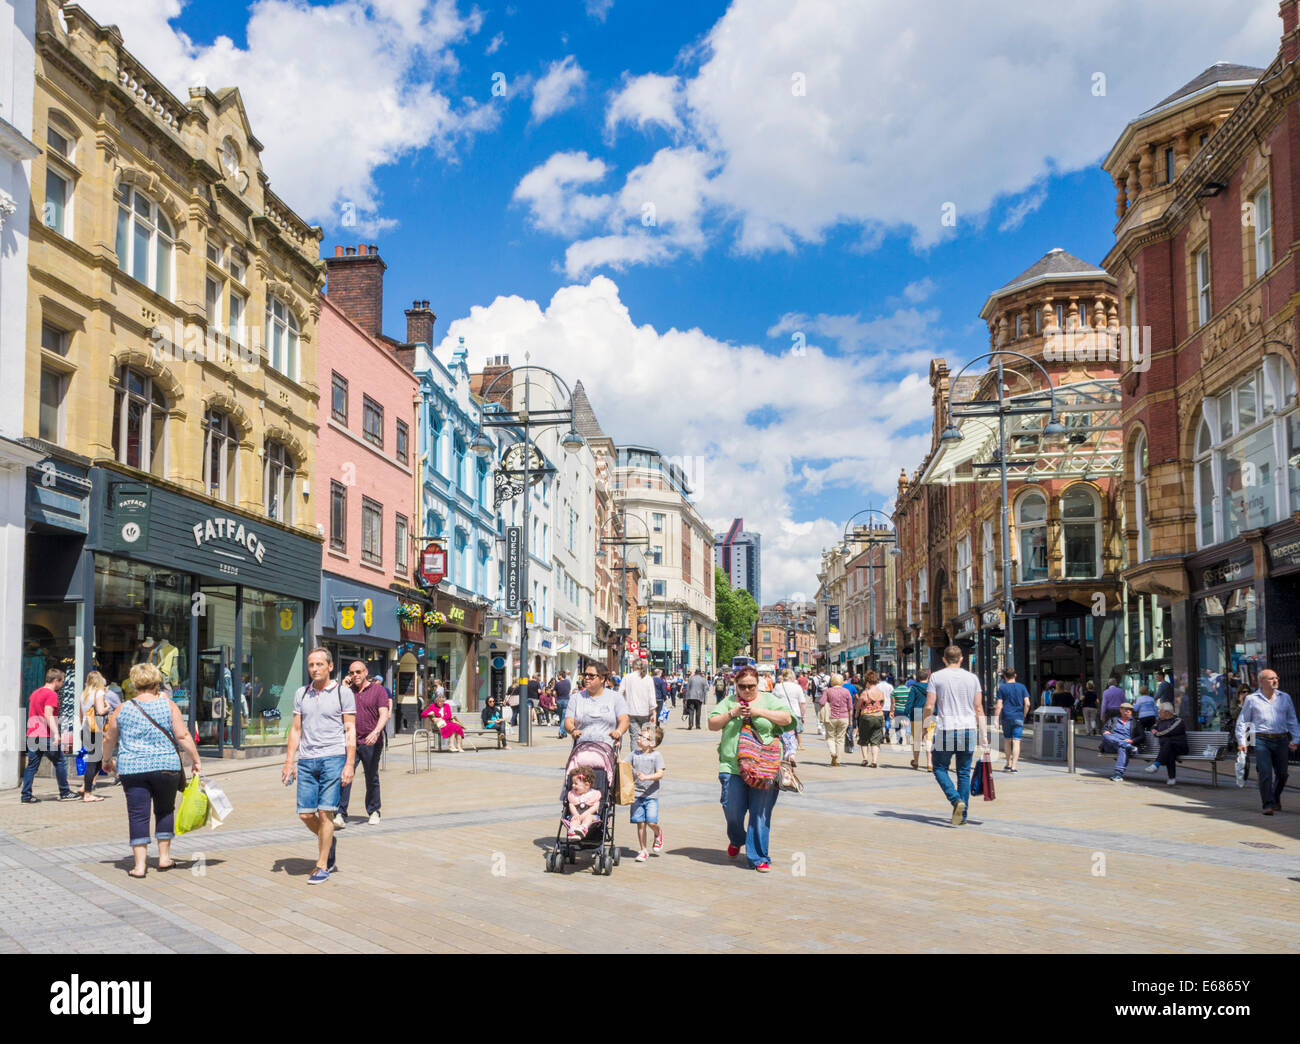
[420,543,447,586]
[505,526,522,611]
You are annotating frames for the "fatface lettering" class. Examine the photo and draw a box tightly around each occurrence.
[191,516,270,564]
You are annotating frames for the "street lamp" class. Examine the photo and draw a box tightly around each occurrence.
[475,358,585,746]
[939,349,1068,680]
[841,507,900,675]
[599,508,650,677]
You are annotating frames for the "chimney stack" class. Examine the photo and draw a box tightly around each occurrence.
[325,243,386,338]
[405,299,436,347]
[475,354,513,406]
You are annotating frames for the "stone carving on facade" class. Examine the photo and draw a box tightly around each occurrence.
[1201,293,1262,367]
[0,189,16,227]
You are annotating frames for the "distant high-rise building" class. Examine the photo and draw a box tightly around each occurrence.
[713,518,761,601]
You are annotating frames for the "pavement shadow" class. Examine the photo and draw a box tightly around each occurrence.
[874,809,956,828]
[103,855,224,874]
[669,846,744,867]
[270,857,322,877]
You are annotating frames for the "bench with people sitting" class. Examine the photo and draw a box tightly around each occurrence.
[1099,699,1230,786]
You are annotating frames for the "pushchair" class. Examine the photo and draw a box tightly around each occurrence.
[544,738,620,875]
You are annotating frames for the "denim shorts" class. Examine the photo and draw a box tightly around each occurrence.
[297,755,346,814]
[629,796,659,823]
[1001,720,1024,740]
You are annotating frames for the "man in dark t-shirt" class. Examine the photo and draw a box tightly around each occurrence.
[337,662,390,825]
[553,671,572,739]
[993,668,1031,772]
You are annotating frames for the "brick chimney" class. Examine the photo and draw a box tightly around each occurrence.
[405,299,436,346]
[1284,0,1300,65]
[473,355,513,406]
[325,244,386,338]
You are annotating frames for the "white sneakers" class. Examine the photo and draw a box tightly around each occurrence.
[1166,778,1177,786]
[333,813,346,828]
[369,811,381,824]
[635,850,648,862]
[1144,763,1160,774]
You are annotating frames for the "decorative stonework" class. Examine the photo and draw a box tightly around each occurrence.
[0,189,16,227]
[1201,292,1263,367]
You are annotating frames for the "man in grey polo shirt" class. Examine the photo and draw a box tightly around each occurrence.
[282,648,356,884]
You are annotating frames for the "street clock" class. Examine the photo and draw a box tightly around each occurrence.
[501,444,546,483]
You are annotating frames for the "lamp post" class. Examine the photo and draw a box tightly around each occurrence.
[938,350,1067,680]
[472,359,585,746]
[841,508,901,675]
[599,508,650,676]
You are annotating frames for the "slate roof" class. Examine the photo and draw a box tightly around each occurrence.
[1143,61,1265,115]
[571,380,607,440]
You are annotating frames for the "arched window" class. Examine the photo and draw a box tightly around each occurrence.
[203,409,238,502]
[113,367,167,476]
[264,441,295,524]
[266,297,299,379]
[1194,356,1300,548]
[1134,432,1149,563]
[1016,491,1048,582]
[114,185,174,298]
[1061,485,1101,578]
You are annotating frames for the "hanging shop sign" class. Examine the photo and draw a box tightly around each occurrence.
[420,543,447,586]
[105,483,151,550]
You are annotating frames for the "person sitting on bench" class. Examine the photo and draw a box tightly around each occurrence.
[1100,702,1146,782]
[481,696,509,749]
[1144,702,1188,785]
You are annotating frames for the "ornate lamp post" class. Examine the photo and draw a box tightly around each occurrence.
[471,358,585,746]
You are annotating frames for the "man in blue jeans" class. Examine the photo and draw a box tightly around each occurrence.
[1236,669,1299,815]
[553,670,572,739]
[283,648,356,884]
[924,646,986,826]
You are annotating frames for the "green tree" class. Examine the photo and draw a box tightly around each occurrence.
[714,566,760,664]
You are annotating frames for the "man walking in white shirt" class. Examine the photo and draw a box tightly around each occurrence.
[1236,669,1300,815]
[620,658,657,751]
[923,646,987,826]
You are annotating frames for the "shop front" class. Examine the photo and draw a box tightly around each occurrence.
[1265,531,1300,699]
[1187,549,1260,731]
[88,467,320,757]
[427,593,484,710]
[1011,596,1118,710]
[317,574,400,694]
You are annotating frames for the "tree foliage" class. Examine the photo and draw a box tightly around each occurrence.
[714,566,760,665]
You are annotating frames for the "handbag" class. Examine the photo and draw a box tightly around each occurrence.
[737,720,783,789]
[615,760,636,805]
[777,759,803,793]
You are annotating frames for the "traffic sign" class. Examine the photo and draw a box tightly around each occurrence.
[420,543,447,586]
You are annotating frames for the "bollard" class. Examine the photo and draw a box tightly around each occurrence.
[411,728,432,773]
[1067,716,1076,773]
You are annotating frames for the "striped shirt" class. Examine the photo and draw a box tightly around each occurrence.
[116,698,182,775]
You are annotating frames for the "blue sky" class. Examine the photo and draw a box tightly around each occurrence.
[95,0,1281,599]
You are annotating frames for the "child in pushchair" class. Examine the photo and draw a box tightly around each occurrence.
[544,738,620,875]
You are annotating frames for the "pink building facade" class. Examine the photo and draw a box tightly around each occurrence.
[313,287,419,696]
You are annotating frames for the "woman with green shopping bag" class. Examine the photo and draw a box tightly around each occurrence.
[102,662,202,878]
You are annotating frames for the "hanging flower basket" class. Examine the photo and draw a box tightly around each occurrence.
[424,610,447,628]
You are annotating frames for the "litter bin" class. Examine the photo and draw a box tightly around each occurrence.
[1032,706,1068,761]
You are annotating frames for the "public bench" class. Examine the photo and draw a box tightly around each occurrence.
[1101,730,1232,786]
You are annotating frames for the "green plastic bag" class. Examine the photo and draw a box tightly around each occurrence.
[175,774,209,836]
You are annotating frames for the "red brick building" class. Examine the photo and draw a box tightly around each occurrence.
[1103,6,1300,724]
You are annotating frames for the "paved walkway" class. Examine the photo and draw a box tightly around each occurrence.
[3,717,1300,953]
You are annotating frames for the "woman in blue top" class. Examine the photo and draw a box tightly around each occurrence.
[102,662,202,878]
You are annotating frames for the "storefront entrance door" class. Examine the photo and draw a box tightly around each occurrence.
[195,586,237,753]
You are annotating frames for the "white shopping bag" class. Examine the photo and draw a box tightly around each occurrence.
[203,782,233,825]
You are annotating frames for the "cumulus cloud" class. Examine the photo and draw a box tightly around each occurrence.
[485,31,504,55]
[586,0,614,21]
[519,0,1280,273]
[531,55,588,123]
[604,72,684,140]
[435,276,936,600]
[86,0,494,231]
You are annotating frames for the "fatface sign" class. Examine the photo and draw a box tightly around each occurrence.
[191,516,269,564]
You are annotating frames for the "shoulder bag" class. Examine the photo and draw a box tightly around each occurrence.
[737,712,783,789]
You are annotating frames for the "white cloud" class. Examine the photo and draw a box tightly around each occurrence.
[531,55,588,123]
[586,0,614,21]
[518,0,1280,272]
[998,185,1048,232]
[902,277,936,304]
[436,276,936,600]
[86,0,494,230]
[485,31,504,55]
[604,72,684,140]
[766,306,943,369]
[512,151,613,235]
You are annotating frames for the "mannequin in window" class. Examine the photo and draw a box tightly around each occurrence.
[152,636,180,687]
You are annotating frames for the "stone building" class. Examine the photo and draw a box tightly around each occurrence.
[893,249,1124,698]
[1102,6,1300,723]
[22,0,323,756]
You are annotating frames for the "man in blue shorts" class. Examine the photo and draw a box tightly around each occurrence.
[993,667,1030,772]
[283,648,356,884]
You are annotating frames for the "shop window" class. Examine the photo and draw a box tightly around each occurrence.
[1134,432,1149,563]
[203,409,238,502]
[39,368,66,443]
[361,497,382,565]
[1016,491,1048,582]
[330,480,347,551]
[264,440,295,524]
[1195,359,1299,546]
[91,555,191,700]
[113,367,167,477]
[266,296,299,380]
[114,184,174,299]
[1061,485,1100,578]
[242,589,305,747]
[363,395,383,448]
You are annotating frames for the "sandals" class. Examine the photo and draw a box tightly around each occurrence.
[157,861,176,871]
[80,795,106,802]
[127,869,146,879]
